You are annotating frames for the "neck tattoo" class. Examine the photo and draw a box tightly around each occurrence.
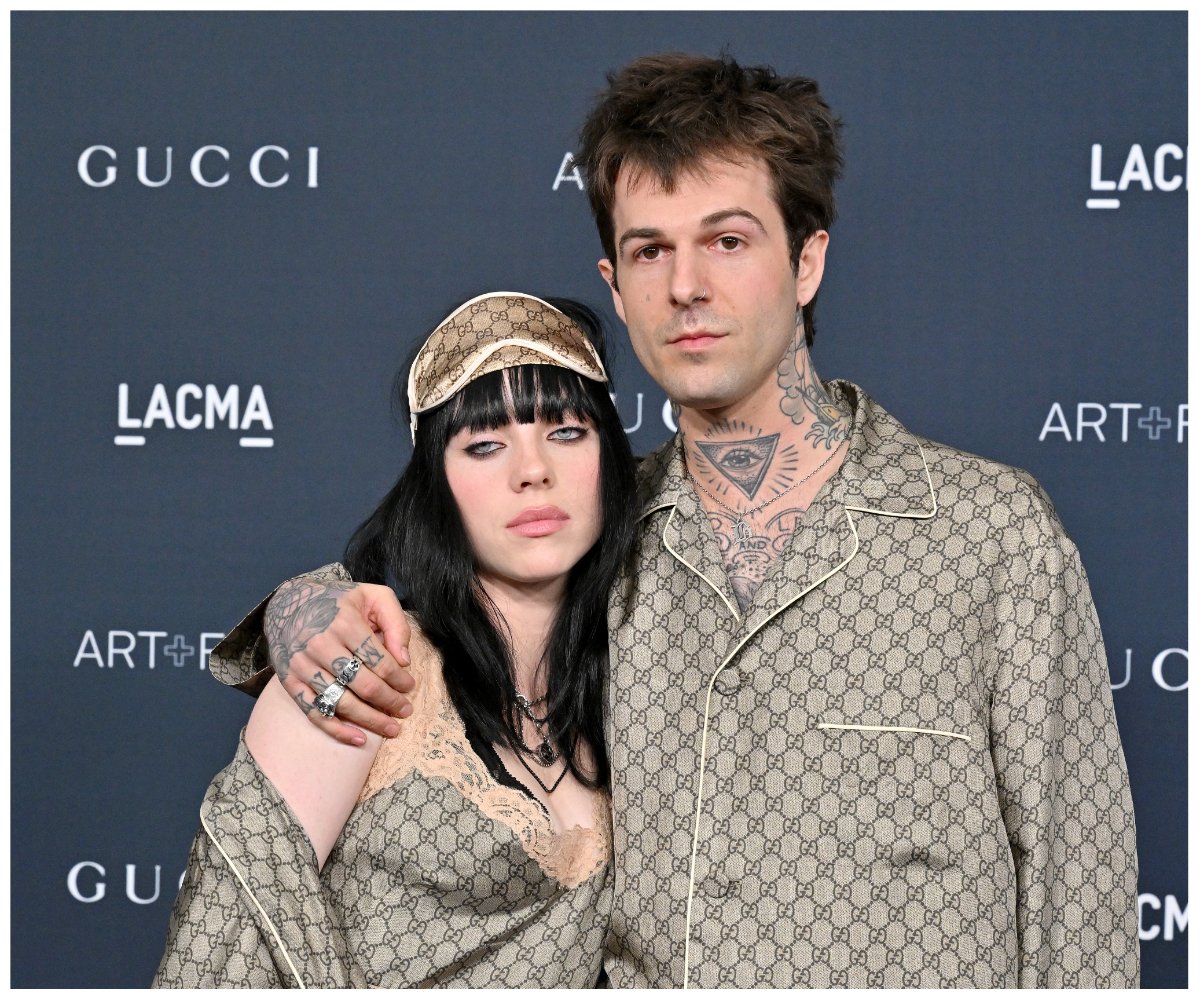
[688,444,841,542]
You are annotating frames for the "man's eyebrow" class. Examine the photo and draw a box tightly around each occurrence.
[616,209,767,257]
[617,227,663,257]
[700,208,767,233]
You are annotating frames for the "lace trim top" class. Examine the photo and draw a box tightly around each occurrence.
[358,619,611,890]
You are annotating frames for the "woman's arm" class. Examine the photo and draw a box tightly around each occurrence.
[245,676,383,868]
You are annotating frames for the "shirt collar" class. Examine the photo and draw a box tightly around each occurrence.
[637,380,937,521]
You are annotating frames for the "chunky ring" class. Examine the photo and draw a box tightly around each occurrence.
[333,656,362,687]
[312,681,347,718]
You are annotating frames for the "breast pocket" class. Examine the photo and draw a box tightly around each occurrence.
[804,723,974,872]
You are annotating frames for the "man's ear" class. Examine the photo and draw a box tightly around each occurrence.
[795,231,829,307]
[597,258,625,324]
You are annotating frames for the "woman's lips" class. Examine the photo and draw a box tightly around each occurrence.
[507,506,570,537]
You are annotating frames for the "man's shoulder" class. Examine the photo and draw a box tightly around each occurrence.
[913,434,1071,555]
[634,436,682,514]
[842,381,1070,553]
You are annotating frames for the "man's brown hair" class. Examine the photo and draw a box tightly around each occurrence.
[576,52,844,345]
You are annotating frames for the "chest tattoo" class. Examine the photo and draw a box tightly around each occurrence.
[685,395,848,613]
[707,507,807,612]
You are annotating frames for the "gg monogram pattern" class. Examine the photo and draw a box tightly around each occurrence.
[408,292,607,419]
[156,631,612,988]
[604,381,1139,988]
[207,381,1139,988]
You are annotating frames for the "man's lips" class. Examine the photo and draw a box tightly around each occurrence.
[507,506,570,536]
[668,331,725,349]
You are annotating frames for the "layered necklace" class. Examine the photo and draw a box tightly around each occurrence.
[513,691,568,793]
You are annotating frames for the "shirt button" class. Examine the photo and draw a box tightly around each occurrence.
[713,668,746,696]
[702,873,732,898]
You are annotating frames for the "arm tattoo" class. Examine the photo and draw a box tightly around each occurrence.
[354,635,384,668]
[777,346,849,449]
[264,577,356,681]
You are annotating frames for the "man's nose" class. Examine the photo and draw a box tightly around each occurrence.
[668,247,709,308]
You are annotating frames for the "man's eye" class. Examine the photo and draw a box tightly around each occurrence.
[717,236,742,251]
[634,246,661,261]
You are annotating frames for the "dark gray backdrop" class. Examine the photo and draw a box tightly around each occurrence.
[11,11,1187,988]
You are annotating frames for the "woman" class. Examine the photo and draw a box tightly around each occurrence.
[154,292,637,988]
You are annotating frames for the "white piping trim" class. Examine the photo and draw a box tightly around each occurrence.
[429,289,563,328]
[817,722,970,743]
[681,506,861,989]
[200,812,307,989]
[843,441,938,520]
[662,499,741,623]
[638,499,675,524]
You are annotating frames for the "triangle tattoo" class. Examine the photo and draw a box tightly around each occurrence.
[696,434,780,499]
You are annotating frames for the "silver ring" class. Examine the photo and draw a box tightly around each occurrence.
[334,656,362,687]
[312,681,347,718]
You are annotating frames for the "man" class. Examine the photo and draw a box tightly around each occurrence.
[211,53,1139,987]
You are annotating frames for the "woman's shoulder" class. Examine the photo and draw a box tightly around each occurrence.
[400,611,448,711]
[356,612,448,802]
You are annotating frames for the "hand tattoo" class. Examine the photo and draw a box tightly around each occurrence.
[777,345,849,449]
[264,577,356,681]
[294,691,316,716]
[353,635,384,668]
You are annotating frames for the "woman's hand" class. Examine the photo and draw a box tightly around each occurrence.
[264,577,415,745]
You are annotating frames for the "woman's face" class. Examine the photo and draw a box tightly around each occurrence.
[444,409,603,598]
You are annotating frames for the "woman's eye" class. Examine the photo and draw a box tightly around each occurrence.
[465,440,502,457]
[549,425,588,442]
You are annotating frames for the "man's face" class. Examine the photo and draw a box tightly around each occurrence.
[598,157,827,417]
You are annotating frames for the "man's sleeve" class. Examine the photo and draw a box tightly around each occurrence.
[208,563,352,695]
[987,533,1140,987]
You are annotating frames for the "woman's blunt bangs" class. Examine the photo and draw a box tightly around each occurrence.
[442,364,603,437]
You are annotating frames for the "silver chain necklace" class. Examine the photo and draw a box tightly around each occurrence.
[688,443,842,543]
[513,692,556,764]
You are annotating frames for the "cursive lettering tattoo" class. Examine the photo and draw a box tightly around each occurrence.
[354,635,384,668]
[777,344,849,449]
[708,505,808,613]
[264,577,356,681]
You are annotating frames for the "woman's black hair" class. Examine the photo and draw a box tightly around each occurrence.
[343,298,636,788]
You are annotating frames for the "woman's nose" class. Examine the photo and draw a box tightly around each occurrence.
[510,435,552,490]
